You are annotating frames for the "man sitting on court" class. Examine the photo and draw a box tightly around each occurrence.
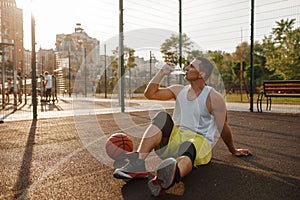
[113,57,252,197]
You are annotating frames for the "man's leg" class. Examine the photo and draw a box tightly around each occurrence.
[148,141,196,196]
[46,89,51,101]
[44,89,48,101]
[137,124,163,159]
[138,111,174,158]
[113,111,173,180]
[113,124,163,180]
[176,141,196,177]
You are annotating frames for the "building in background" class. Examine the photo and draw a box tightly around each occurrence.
[54,23,100,95]
[0,0,23,75]
[36,48,55,76]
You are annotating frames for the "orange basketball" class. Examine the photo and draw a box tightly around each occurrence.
[105,133,133,160]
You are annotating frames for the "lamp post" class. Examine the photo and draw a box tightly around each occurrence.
[84,48,87,97]
[250,0,255,112]
[119,0,125,112]
[31,2,37,119]
[68,50,71,97]
[179,0,183,85]
[104,44,107,98]
[149,51,155,81]
[1,45,5,109]
[149,51,152,81]
[12,41,17,110]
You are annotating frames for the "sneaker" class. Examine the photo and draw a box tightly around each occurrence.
[113,159,127,169]
[113,152,149,180]
[148,157,177,197]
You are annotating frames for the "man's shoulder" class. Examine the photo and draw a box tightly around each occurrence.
[169,84,185,96]
[170,84,185,89]
[208,87,226,110]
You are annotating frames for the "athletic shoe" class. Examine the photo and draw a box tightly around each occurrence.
[148,157,177,197]
[113,152,149,180]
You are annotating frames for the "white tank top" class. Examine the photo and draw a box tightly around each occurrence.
[173,85,217,146]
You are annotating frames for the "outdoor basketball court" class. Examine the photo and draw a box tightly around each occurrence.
[0,109,299,199]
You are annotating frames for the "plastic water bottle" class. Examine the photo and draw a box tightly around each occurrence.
[155,61,186,75]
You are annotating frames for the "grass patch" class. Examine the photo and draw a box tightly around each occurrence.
[129,92,300,105]
[225,93,300,104]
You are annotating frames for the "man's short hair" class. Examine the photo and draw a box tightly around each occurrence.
[44,71,49,75]
[195,57,214,81]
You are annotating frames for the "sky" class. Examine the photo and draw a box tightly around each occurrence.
[16,0,300,57]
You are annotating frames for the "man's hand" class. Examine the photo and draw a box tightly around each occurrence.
[234,149,252,157]
[160,62,176,75]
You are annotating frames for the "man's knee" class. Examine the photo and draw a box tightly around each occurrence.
[178,141,196,164]
[151,111,174,137]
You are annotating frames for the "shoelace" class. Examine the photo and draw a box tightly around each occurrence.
[123,160,142,172]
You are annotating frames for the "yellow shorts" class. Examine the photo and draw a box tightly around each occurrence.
[158,126,212,167]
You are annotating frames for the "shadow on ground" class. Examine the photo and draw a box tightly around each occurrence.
[121,160,299,200]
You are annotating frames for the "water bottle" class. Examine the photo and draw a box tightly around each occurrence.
[154,61,186,75]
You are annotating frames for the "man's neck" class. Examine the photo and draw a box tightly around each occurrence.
[190,80,206,93]
[187,80,206,100]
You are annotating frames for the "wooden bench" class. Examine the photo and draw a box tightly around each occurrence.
[257,80,300,112]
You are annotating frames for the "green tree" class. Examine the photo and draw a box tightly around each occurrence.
[244,42,274,91]
[110,47,136,87]
[160,33,193,66]
[125,48,136,70]
[206,51,232,92]
[222,53,235,90]
[262,18,300,79]
[186,50,206,62]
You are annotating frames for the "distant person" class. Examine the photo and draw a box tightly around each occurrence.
[17,67,23,103]
[5,77,13,103]
[92,80,96,96]
[7,77,14,94]
[43,71,52,102]
[113,57,252,197]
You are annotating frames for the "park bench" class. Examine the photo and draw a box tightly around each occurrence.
[257,80,300,112]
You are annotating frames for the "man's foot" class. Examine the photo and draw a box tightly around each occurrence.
[148,157,177,197]
[113,152,149,180]
[113,159,127,169]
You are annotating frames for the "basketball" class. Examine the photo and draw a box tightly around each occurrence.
[105,133,133,160]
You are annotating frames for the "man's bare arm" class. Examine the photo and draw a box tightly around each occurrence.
[144,66,183,100]
[210,89,252,156]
